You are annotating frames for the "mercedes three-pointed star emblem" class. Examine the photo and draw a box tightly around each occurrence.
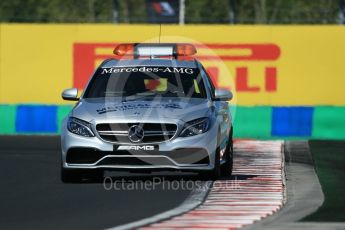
[128,125,144,143]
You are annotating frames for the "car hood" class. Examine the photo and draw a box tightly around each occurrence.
[72,97,213,123]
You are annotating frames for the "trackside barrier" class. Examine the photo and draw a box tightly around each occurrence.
[1,105,345,139]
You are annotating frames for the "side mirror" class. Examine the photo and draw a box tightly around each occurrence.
[62,88,79,101]
[214,89,233,101]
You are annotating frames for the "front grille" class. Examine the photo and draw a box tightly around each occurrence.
[96,123,177,143]
[98,157,152,166]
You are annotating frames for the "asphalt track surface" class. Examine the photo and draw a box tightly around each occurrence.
[0,136,288,230]
[0,136,199,230]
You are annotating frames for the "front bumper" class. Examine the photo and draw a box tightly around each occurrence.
[61,120,218,171]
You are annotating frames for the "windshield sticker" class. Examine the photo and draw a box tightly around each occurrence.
[101,67,194,75]
[96,103,183,114]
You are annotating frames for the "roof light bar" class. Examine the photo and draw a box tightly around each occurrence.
[176,44,197,56]
[113,43,197,59]
[113,43,134,56]
[136,46,174,57]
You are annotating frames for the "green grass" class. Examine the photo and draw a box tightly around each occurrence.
[302,140,345,222]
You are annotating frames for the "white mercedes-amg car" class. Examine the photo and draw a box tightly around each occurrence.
[61,43,233,182]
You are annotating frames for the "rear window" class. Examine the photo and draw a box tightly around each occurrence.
[83,66,207,99]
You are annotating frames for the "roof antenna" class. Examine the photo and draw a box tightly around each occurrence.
[158,24,162,43]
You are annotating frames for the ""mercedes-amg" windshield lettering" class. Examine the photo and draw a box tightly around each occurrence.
[101,67,194,75]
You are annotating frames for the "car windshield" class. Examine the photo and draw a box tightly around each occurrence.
[83,66,207,99]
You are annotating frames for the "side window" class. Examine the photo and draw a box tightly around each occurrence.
[200,66,215,99]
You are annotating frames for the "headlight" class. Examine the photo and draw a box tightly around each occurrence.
[67,117,95,137]
[180,118,210,137]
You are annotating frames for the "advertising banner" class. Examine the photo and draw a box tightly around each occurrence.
[0,24,344,138]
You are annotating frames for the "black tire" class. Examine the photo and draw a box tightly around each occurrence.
[61,167,103,183]
[221,128,233,177]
